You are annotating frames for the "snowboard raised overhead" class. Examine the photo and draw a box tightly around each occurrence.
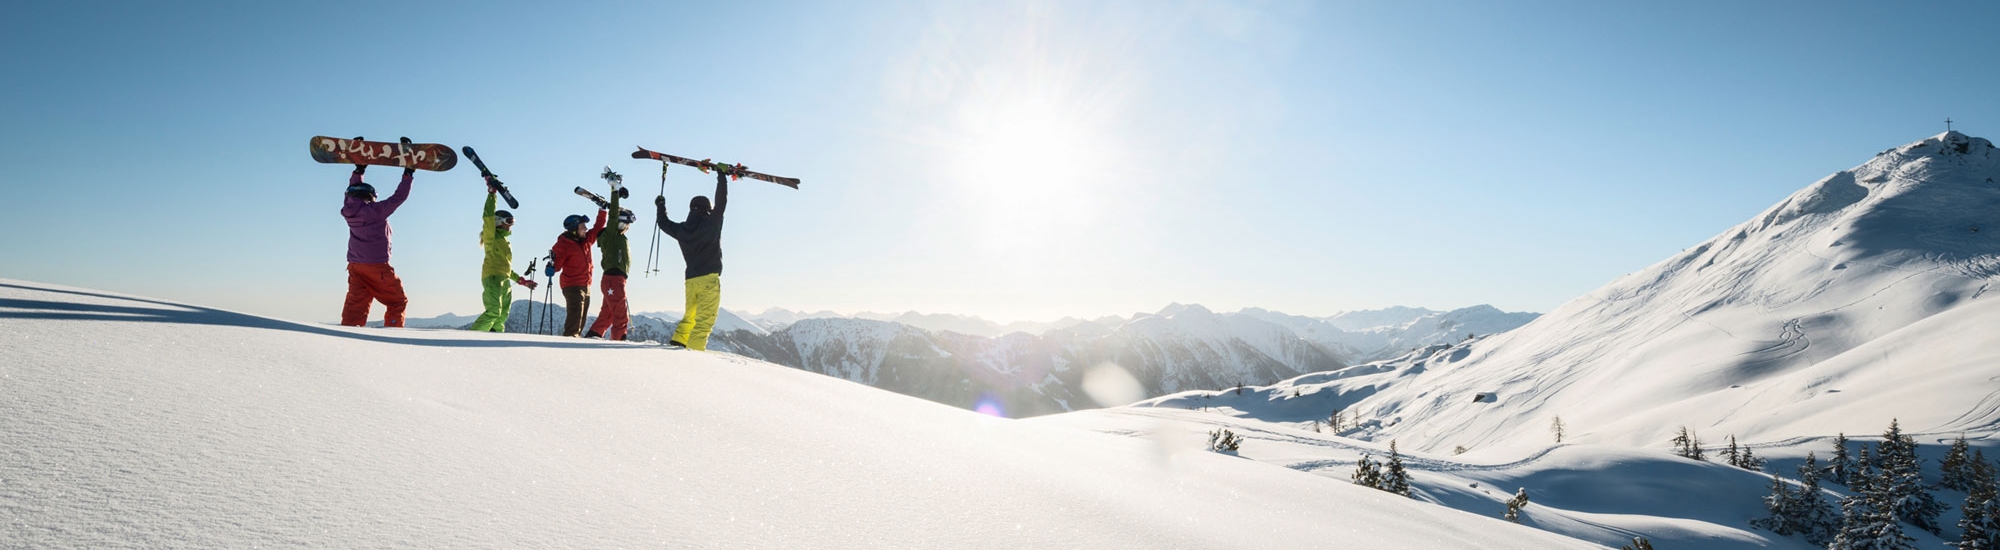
[310,136,457,172]
[630,146,800,189]
[460,146,519,209]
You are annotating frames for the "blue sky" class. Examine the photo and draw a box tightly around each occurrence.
[3,1,1996,324]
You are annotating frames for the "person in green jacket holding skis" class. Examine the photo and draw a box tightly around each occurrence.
[470,186,537,332]
[585,185,634,340]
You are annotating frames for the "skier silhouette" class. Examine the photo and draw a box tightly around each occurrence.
[654,169,728,350]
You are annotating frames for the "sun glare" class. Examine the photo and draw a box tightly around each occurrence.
[949,94,1117,252]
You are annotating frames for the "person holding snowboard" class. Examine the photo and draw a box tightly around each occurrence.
[340,152,415,328]
[585,188,635,340]
[469,185,537,332]
[548,207,607,337]
[655,169,729,350]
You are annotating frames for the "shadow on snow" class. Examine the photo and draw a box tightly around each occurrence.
[0,282,618,350]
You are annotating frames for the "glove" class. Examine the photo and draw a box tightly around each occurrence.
[617,186,630,199]
[352,164,366,175]
[517,277,538,290]
[654,195,667,207]
[403,166,416,177]
[544,264,557,277]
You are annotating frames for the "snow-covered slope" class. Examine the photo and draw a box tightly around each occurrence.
[0,279,1596,549]
[1168,132,2000,459]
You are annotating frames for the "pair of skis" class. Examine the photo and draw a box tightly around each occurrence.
[630,146,801,189]
[462,147,521,209]
[574,168,635,223]
[627,146,802,276]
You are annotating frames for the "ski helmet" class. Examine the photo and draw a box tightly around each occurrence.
[494,210,514,226]
[563,214,589,231]
[617,209,636,225]
[690,195,711,213]
[346,182,376,199]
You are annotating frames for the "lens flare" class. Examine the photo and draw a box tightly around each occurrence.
[1083,363,1145,407]
[973,394,1007,418]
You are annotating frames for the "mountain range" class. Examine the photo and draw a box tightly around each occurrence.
[408,302,1539,417]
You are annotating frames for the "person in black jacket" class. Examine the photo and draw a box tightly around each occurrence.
[655,169,729,350]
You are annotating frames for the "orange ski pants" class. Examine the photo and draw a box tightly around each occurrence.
[342,262,408,327]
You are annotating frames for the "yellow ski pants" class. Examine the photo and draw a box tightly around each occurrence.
[673,273,721,350]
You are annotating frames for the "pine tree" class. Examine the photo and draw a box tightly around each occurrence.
[1943,435,1974,492]
[1550,416,1565,443]
[1383,441,1411,497]
[1797,452,1839,545]
[1723,435,1741,467]
[1959,454,2000,549]
[1352,454,1383,489]
[1754,473,1798,535]
[1741,444,1764,472]
[1671,426,1705,460]
[1833,432,1853,486]
[1831,465,1917,550]
[1329,408,1344,433]
[1878,419,1944,535]
[1504,487,1530,523]
[1619,537,1655,550]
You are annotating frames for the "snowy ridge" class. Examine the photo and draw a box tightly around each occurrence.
[1135,131,2000,454]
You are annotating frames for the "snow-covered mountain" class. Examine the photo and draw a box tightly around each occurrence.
[710,302,1536,418]
[738,307,1097,336]
[1239,304,1542,363]
[1140,131,2000,456]
[0,279,1597,549]
[406,301,1538,417]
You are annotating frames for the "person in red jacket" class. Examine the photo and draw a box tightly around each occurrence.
[548,209,607,337]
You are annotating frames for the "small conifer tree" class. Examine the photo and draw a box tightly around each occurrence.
[1550,416,1566,443]
[1619,537,1654,550]
[1878,419,1943,535]
[1671,426,1705,461]
[1797,452,1839,545]
[1754,474,1799,536]
[1832,432,1853,486]
[1383,441,1411,497]
[1208,428,1242,452]
[1942,435,1974,492]
[1352,454,1383,489]
[1503,488,1530,523]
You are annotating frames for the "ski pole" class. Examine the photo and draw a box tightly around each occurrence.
[648,162,667,277]
[540,254,555,335]
[520,258,538,334]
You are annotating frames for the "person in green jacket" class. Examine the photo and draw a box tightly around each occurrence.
[585,186,634,340]
[470,187,537,332]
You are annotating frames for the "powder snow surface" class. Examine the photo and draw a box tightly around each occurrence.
[0,280,1592,549]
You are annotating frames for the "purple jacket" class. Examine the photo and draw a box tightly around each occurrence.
[341,171,413,264]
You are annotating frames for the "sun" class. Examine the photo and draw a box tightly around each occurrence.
[946,93,1119,251]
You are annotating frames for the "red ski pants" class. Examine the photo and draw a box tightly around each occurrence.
[588,274,629,340]
[342,262,407,327]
